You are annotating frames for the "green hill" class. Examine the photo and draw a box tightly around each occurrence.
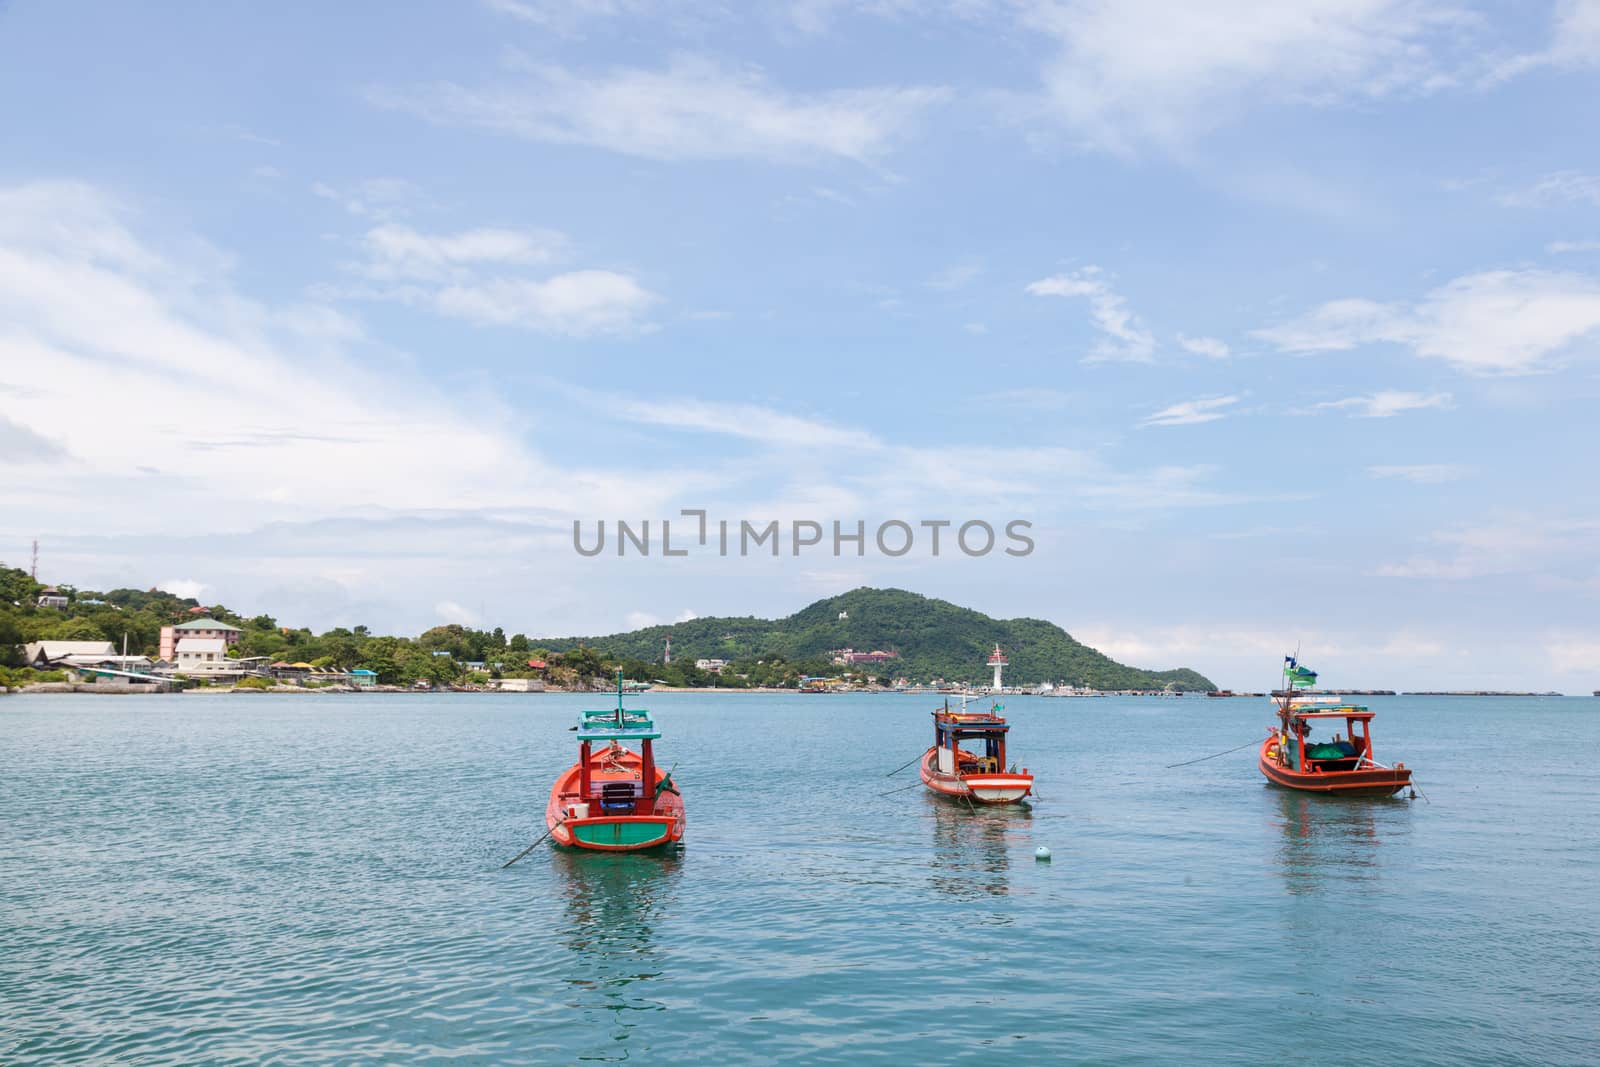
[536,587,1214,691]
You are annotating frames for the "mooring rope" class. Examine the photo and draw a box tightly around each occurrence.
[1165,737,1264,769]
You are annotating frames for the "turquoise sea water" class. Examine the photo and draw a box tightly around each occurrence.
[3,692,1597,1065]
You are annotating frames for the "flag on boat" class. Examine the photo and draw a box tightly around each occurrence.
[1284,660,1317,687]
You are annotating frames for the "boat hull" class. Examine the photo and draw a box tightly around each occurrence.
[546,748,685,852]
[919,747,1032,804]
[1257,737,1411,797]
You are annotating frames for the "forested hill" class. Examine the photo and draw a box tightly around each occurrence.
[537,587,1215,691]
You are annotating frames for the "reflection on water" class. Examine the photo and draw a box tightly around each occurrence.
[926,796,1031,909]
[1268,788,1391,896]
[551,848,682,1062]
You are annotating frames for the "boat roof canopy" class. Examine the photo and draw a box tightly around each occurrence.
[934,715,1009,734]
[577,707,660,741]
[1289,707,1373,720]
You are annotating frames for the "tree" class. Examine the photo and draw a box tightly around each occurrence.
[509,633,530,653]
[43,618,108,641]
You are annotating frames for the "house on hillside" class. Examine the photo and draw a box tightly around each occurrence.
[37,587,69,609]
[175,638,227,670]
[159,618,242,660]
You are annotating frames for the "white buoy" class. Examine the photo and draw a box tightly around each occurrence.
[1034,846,1052,861]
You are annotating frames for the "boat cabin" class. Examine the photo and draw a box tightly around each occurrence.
[570,705,660,816]
[932,701,1011,775]
[1279,705,1375,773]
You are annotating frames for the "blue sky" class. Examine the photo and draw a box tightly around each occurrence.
[3,0,1599,689]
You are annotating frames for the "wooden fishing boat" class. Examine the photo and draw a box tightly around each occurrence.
[1259,656,1412,798]
[920,698,1033,804]
[546,679,684,851]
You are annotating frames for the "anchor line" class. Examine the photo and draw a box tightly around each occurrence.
[1164,737,1265,769]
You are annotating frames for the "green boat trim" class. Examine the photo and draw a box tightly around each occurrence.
[570,818,672,849]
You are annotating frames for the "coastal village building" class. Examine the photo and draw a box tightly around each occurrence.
[830,648,900,666]
[175,638,228,669]
[24,640,116,667]
[695,658,728,673]
[36,587,69,609]
[159,618,242,660]
[23,641,154,676]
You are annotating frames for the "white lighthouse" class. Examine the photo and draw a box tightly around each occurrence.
[987,644,1008,692]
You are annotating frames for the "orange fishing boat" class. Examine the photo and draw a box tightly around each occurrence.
[1259,656,1413,798]
[920,698,1033,804]
[546,678,684,851]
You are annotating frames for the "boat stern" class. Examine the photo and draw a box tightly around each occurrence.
[960,773,1034,804]
[556,814,682,851]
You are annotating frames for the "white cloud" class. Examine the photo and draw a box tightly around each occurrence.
[433,271,659,336]
[357,223,567,282]
[1548,239,1600,254]
[367,56,946,165]
[339,224,657,336]
[1019,0,1477,154]
[159,579,208,600]
[1310,391,1453,418]
[1497,171,1600,208]
[1176,334,1230,359]
[1141,395,1239,426]
[927,260,984,290]
[311,178,424,220]
[1487,0,1600,81]
[1026,266,1156,362]
[484,0,650,31]
[673,609,699,623]
[1367,463,1472,483]
[1375,516,1600,580]
[435,600,481,625]
[1256,269,1600,374]
[610,396,882,450]
[0,180,700,539]
[624,610,660,629]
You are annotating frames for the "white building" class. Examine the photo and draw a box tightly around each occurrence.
[175,638,228,669]
[695,658,728,673]
[24,640,116,667]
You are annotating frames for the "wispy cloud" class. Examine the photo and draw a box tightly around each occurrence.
[367,56,947,166]
[1018,0,1482,154]
[1177,334,1230,359]
[1367,463,1472,483]
[336,222,656,336]
[1375,516,1600,580]
[927,259,984,290]
[355,223,568,282]
[1026,266,1155,362]
[1485,0,1600,82]
[484,0,651,32]
[1141,395,1239,427]
[1255,269,1600,375]
[1497,171,1600,208]
[312,178,424,220]
[1548,239,1600,254]
[1309,391,1453,418]
[0,180,696,537]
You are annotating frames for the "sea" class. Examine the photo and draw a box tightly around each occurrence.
[2,692,1597,1065]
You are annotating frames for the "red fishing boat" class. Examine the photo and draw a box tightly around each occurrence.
[546,678,684,851]
[1259,656,1413,798]
[920,698,1033,804]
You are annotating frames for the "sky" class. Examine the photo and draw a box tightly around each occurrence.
[2,0,1599,691]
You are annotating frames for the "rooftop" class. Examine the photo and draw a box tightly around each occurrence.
[174,618,242,631]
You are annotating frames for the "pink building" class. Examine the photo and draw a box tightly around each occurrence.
[159,617,242,661]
